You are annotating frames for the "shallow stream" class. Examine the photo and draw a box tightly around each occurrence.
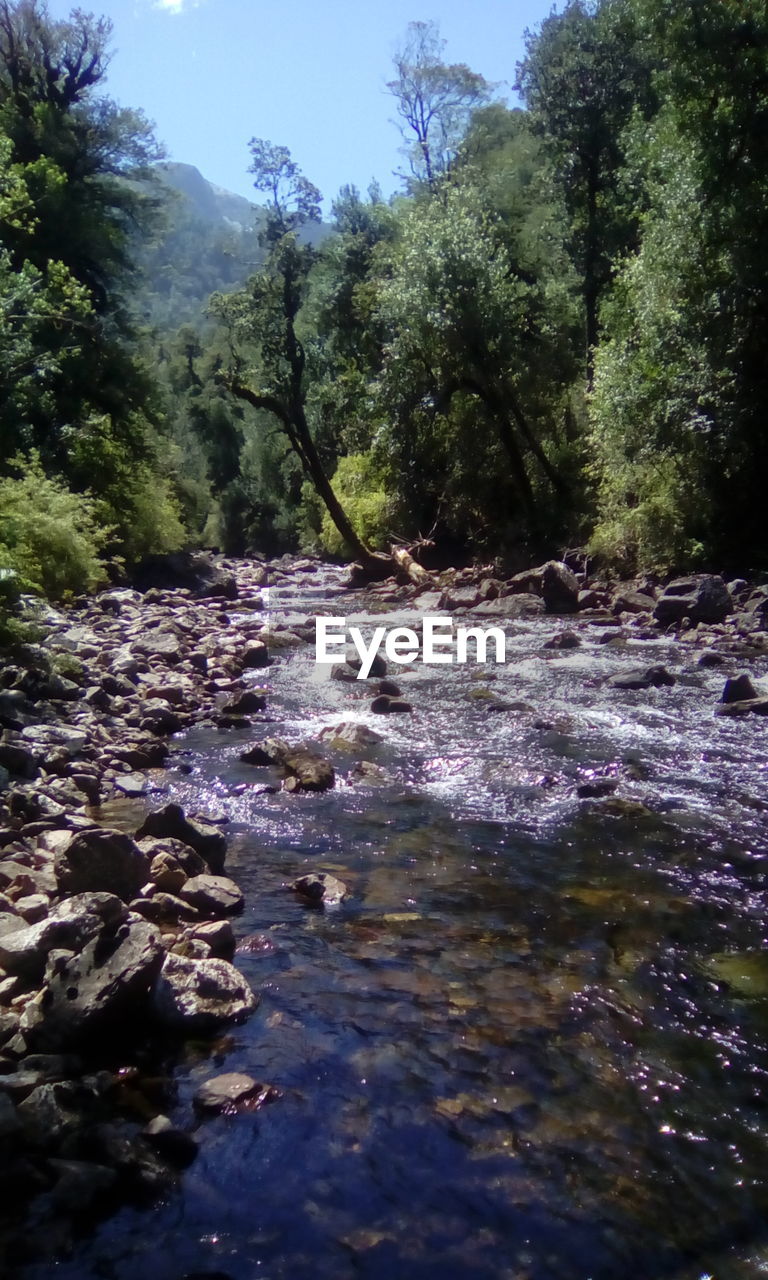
[29,564,768,1280]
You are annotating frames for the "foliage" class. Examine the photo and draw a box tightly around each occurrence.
[0,453,109,598]
[318,454,397,557]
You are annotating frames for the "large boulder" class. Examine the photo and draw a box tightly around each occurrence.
[469,594,545,618]
[541,561,580,614]
[0,906,106,982]
[54,829,151,902]
[136,804,227,874]
[30,918,164,1049]
[654,575,732,626]
[151,953,257,1033]
[132,551,238,600]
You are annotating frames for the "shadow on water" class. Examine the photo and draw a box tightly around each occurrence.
[18,564,768,1279]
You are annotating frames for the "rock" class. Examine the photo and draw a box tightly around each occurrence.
[330,662,361,683]
[151,953,257,1033]
[542,631,581,650]
[292,872,348,907]
[142,1115,198,1166]
[698,649,727,667]
[17,1082,81,1148]
[370,695,412,714]
[0,1092,21,1139]
[715,698,768,718]
[238,641,269,669]
[612,589,656,616]
[721,674,758,704]
[132,551,238,600]
[221,689,266,716]
[541,560,580,613]
[577,778,620,798]
[469,594,545,618]
[179,875,244,918]
[149,852,188,895]
[344,647,387,679]
[317,721,383,749]
[0,910,104,982]
[608,665,677,691]
[348,760,389,785]
[30,919,164,1050]
[0,741,37,778]
[654,575,732,626]
[376,680,402,697]
[55,829,150,902]
[134,632,183,663]
[440,586,482,611]
[136,804,227,874]
[194,1072,277,1114]
[281,749,335,792]
[188,920,236,959]
[240,740,284,765]
[138,838,206,879]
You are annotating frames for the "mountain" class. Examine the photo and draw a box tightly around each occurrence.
[135,163,329,332]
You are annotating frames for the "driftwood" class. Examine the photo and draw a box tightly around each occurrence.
[390,545,431,587]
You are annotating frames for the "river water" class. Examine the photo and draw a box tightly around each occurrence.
[29,563,768,1280]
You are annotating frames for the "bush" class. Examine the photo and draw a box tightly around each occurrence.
[0,455,109,599]
[317,453,396,558]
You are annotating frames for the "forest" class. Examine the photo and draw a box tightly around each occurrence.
[1,0,767,621]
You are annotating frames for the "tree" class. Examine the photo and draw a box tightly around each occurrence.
[215,139,375,564]
[388,21,493,189]
[590,0,768,568]
[517,0,655,379]
[376,181,576,546]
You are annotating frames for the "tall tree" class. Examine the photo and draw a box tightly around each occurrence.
[388,20,493,189]
[215,140,375,564]
[517,0,655,379]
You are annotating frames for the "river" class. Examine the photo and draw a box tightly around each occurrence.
[25,561,768,1280]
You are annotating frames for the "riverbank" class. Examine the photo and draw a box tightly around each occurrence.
[2,553,768,1277]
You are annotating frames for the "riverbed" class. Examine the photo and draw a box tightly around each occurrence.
[24,561,768,1280]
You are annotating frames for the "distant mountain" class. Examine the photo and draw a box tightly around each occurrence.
[134,163,329,332]
[156,162,262,233]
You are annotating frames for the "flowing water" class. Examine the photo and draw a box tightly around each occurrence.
[29,564,768,1280]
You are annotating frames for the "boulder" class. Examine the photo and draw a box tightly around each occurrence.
[151,953,257,1033]
[371,695,413,714]
[132,551,238,600]
[54,829,150,902]
[179,875,244,918]
[654,575,732,626]
[0,911,103,982]
[239,641,269,669]
[136,804,227,874]
[281,749,335,792]
[221,689,266,716]
[318,721,383,749]
[542,631,581,651]
[142,1115,197,1166]
[30,918,164,1049]
[541,561,580,613]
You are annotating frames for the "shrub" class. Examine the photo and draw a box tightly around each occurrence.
[318,453,396,558]
[0,454,109,599]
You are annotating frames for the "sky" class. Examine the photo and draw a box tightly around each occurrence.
[46,0,559,209]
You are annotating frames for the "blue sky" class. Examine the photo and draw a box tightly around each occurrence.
[47,0,558,208]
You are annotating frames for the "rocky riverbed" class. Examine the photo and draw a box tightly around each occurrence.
[2,553,768,1277]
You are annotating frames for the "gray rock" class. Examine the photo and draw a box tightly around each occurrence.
[142,1115,197,1165]
[0,910,103,981]
[281,749,335,792]
[55,828,150,902]
[188,920,236,959]
[179,875,244,918]
[31,918,164,1049]
[151,953,257,1033]
[239,641,269,669]
[318,721,383,748]
[609,665,677,691]
[654,575,732,626]
[541,561,580,613]
[469,594,545,618]
[136,805,227,874]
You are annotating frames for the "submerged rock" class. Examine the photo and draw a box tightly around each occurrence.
[292,872,348,907]
[194,1072,278,1114]
[608,665,676,690]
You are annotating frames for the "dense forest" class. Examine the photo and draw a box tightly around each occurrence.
[1,0,767,620]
